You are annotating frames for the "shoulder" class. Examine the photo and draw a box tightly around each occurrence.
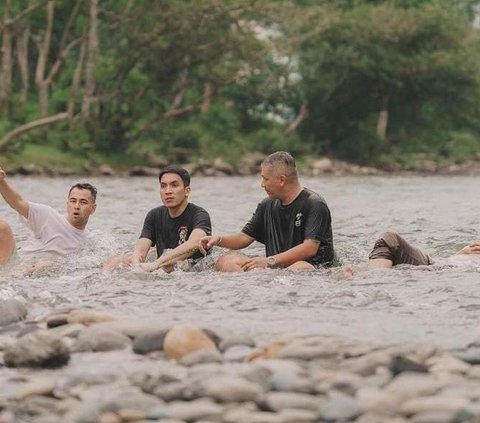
[302,188,328,205]
[188,203,212,221]
[28,202,59,217]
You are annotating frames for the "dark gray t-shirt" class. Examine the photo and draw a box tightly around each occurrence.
[241,188,334,266]
[140,203,211,260]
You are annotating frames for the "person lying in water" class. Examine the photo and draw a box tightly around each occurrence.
[0,166,97,274]
[103,165,211,273]
[368,231,480,269]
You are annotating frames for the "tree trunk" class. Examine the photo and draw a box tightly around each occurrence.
[68,38,87,121]
[201,83,213,113]
[0,0,13,113]
[285,102,308,133]
[376,105,389,139]
[16,28,30,104]
[82,0,99,120]
[34,0,55,118]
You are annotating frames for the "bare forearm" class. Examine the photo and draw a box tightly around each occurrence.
[219,233,253,250]
[131,238,152,264]
[273,241,319,267]
[152,239,199,269]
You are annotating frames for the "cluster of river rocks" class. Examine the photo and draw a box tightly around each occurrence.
[6,151,480,178]
[2,298,480,422]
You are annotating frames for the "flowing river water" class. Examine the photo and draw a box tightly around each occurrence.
[1,175,479,349]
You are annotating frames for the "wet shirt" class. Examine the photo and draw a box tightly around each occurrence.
[241,188,334,266]
[140,203,211,260]
[19,202,90,257]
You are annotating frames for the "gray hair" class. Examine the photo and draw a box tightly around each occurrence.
[262,151,298,180]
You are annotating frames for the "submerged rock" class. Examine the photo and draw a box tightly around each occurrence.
[163,325,218,360]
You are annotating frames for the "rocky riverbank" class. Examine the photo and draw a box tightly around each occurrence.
[2,299,480,422]
[4,151,480,178]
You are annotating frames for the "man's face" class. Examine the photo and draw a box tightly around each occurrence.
[66,188,96,229]
[160,173,190,208]
[261,165,284,199]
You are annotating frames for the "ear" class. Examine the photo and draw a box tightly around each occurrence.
[279,175,287,185]
[185,186,191,196]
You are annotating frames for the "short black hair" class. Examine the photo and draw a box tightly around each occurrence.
[68,183,98,202]
[158,165,191,187]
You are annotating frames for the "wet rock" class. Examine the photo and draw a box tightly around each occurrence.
[130,363,188,399]
[237,151,265,175]
[278,408,318,423]
[66,386,162,423]
[179,348,223,366]
[318,390,362,421]
[224,345,255,362]
[67,309,116,325]
[98,165,116,176]
[46,314,69,328]
[246,359,313,392]
[14,377,56,400]
[219,334,256,352]
[0,299,27,327]
[163,325,217,360]
[223,409,283,423]
[191,375,264,402]
[453,347,480,365]
[258,392,320,412]
[132,328,168,354]
[328,371,363,396]
[390,354,429,375]
[249,339,290,360]
[276,338,341,361]
[17,324,41,337]
[426,354,471,375]
[213,158,235,175]
[97,412,121,423]
[48,323,85,338]
[148,398,223,421]
[400,397,469,417]
[344,349,393,376]
[4,331,70,368]
[72,326,131,352]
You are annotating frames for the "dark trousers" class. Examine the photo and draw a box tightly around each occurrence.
[369,232,433,266]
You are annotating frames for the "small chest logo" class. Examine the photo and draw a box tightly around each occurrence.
[295,213,303,227]
[178,226,188,244]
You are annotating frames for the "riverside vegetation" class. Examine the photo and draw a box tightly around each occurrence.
[1,0,480,173]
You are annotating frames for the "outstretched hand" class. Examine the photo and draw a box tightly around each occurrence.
[198,235,219,255]
[241,256,268,271]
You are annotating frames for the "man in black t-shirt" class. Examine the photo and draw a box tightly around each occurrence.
[199,151,334,271]
[104,166,211,273]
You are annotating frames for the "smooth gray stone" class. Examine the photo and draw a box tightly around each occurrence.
[219,335,256,352]
[278,408,318,423]
[258,392,321,412]
[453,347,480,365]
[132,328,168,354]
[224,345,255,362]
[318,390,362,421]
[66,386,162,423]
[4,331,70,368]
[0,299,27,327]
[148,398,223,422]
[179,348,223,366]
[72,326,131,352]
[190,375,264,402]
[223,409,283,423]
[411,411,461,423]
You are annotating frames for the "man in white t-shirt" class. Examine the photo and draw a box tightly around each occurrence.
[0,167,97,267]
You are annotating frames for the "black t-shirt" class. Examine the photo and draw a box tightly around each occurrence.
[140,203,211,260]
[241,188,334,266]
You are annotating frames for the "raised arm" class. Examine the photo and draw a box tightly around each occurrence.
[0,168,29,218]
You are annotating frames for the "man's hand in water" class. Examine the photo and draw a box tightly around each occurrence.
[458,241,480,255]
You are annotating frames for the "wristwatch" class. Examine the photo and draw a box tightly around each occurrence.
[266,256,277,268]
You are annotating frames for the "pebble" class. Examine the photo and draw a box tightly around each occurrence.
[163,325,218,360]
[0,299,27,327]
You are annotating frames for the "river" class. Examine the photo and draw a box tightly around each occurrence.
[1,175,479,348]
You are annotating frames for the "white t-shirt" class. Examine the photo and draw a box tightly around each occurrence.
[18,202,90,258]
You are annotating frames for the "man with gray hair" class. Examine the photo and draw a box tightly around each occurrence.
[199,151,335,271]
